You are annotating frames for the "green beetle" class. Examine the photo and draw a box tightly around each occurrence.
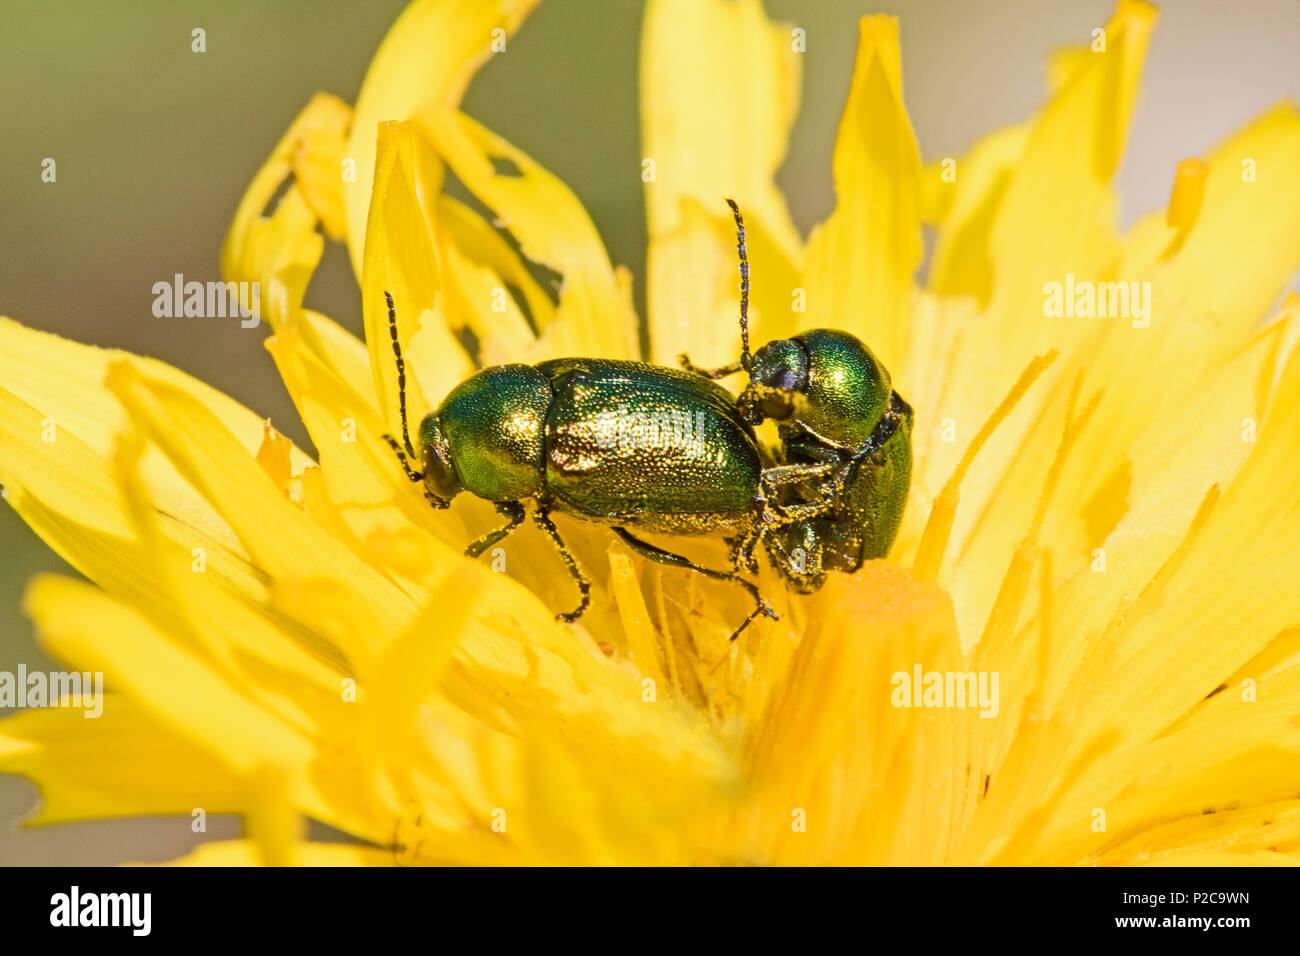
[681,200,914,592]
[382,294,836,639]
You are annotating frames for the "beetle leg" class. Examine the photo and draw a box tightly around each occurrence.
[612,527,777,641]
[769,495,837,523]
[677,354,744,380]
[465,501,527,558]
[761,461,838,487]
[784,419,860,455]
[760,460,845,521]
[727,532,759,575]
[739,466,843,577]
[532,509,592,624]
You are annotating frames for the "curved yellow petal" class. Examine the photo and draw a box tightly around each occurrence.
[0,318,312,606]
[1126,102,1300,335]
[300,309,377,409]
[801,16,922,372]
[343,0,542,275]
[113,424,350,695]
[421,109,639,359]
[433,195,553,366]
[221,92,350,331]
[640,0,801,250]
[1099,800,1300,864]
[361,121,474,438]
[640,0,803,286]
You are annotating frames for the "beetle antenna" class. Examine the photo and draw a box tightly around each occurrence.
[724,198,752,372]
[385,291,418,461]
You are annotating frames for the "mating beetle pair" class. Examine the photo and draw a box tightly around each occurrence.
[384,200,912,639]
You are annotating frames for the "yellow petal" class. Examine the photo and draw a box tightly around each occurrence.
[360,121,472,441]
[113,423,349,694]
[24,576,315,775]
[421,108,640,359]
[952,296,1291,652]
[640,0,803,259]
[0,318,311,605]
[646,199,801,368]
[1100,800,1300,864]
[1133,102,1300,335]
[978,341,1300,862]
[343,0,542,274]
[0,698,241,825]
[300,309,377,409]
[801,15,922,372]
[984,0,1156,361]
[222,92,351,331]
[432,195,553,366]
[924,122,1029,304]
[744,566,964,864]
[104,361,416,652]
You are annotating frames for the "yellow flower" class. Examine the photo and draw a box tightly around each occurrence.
[3,0,1300,865]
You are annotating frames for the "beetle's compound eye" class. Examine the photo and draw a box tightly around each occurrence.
[418,413,462,503]
[739,339,809,424]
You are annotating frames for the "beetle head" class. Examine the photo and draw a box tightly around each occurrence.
[737,338,809,425]
[418,413,462,504]
[742,329,891,448]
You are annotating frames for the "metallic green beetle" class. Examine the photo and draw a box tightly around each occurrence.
[681,200,914,592]
[382,294,837,639]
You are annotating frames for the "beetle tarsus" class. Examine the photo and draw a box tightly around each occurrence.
[728,596,777,643]
[533,508,592,623]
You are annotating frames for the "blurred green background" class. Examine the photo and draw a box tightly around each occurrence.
[1,0,1296,863]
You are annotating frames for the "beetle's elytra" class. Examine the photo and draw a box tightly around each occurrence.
[384,200,913,640]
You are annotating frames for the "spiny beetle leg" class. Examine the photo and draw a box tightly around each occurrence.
[465,501,527,558]
[727,533,759,576]
[760,461,841,518]
[786,418,860,456]
[612,527,776,641]
[532,509,592,624]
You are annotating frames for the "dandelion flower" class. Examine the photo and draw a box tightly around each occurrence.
[3,0,1300,866]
